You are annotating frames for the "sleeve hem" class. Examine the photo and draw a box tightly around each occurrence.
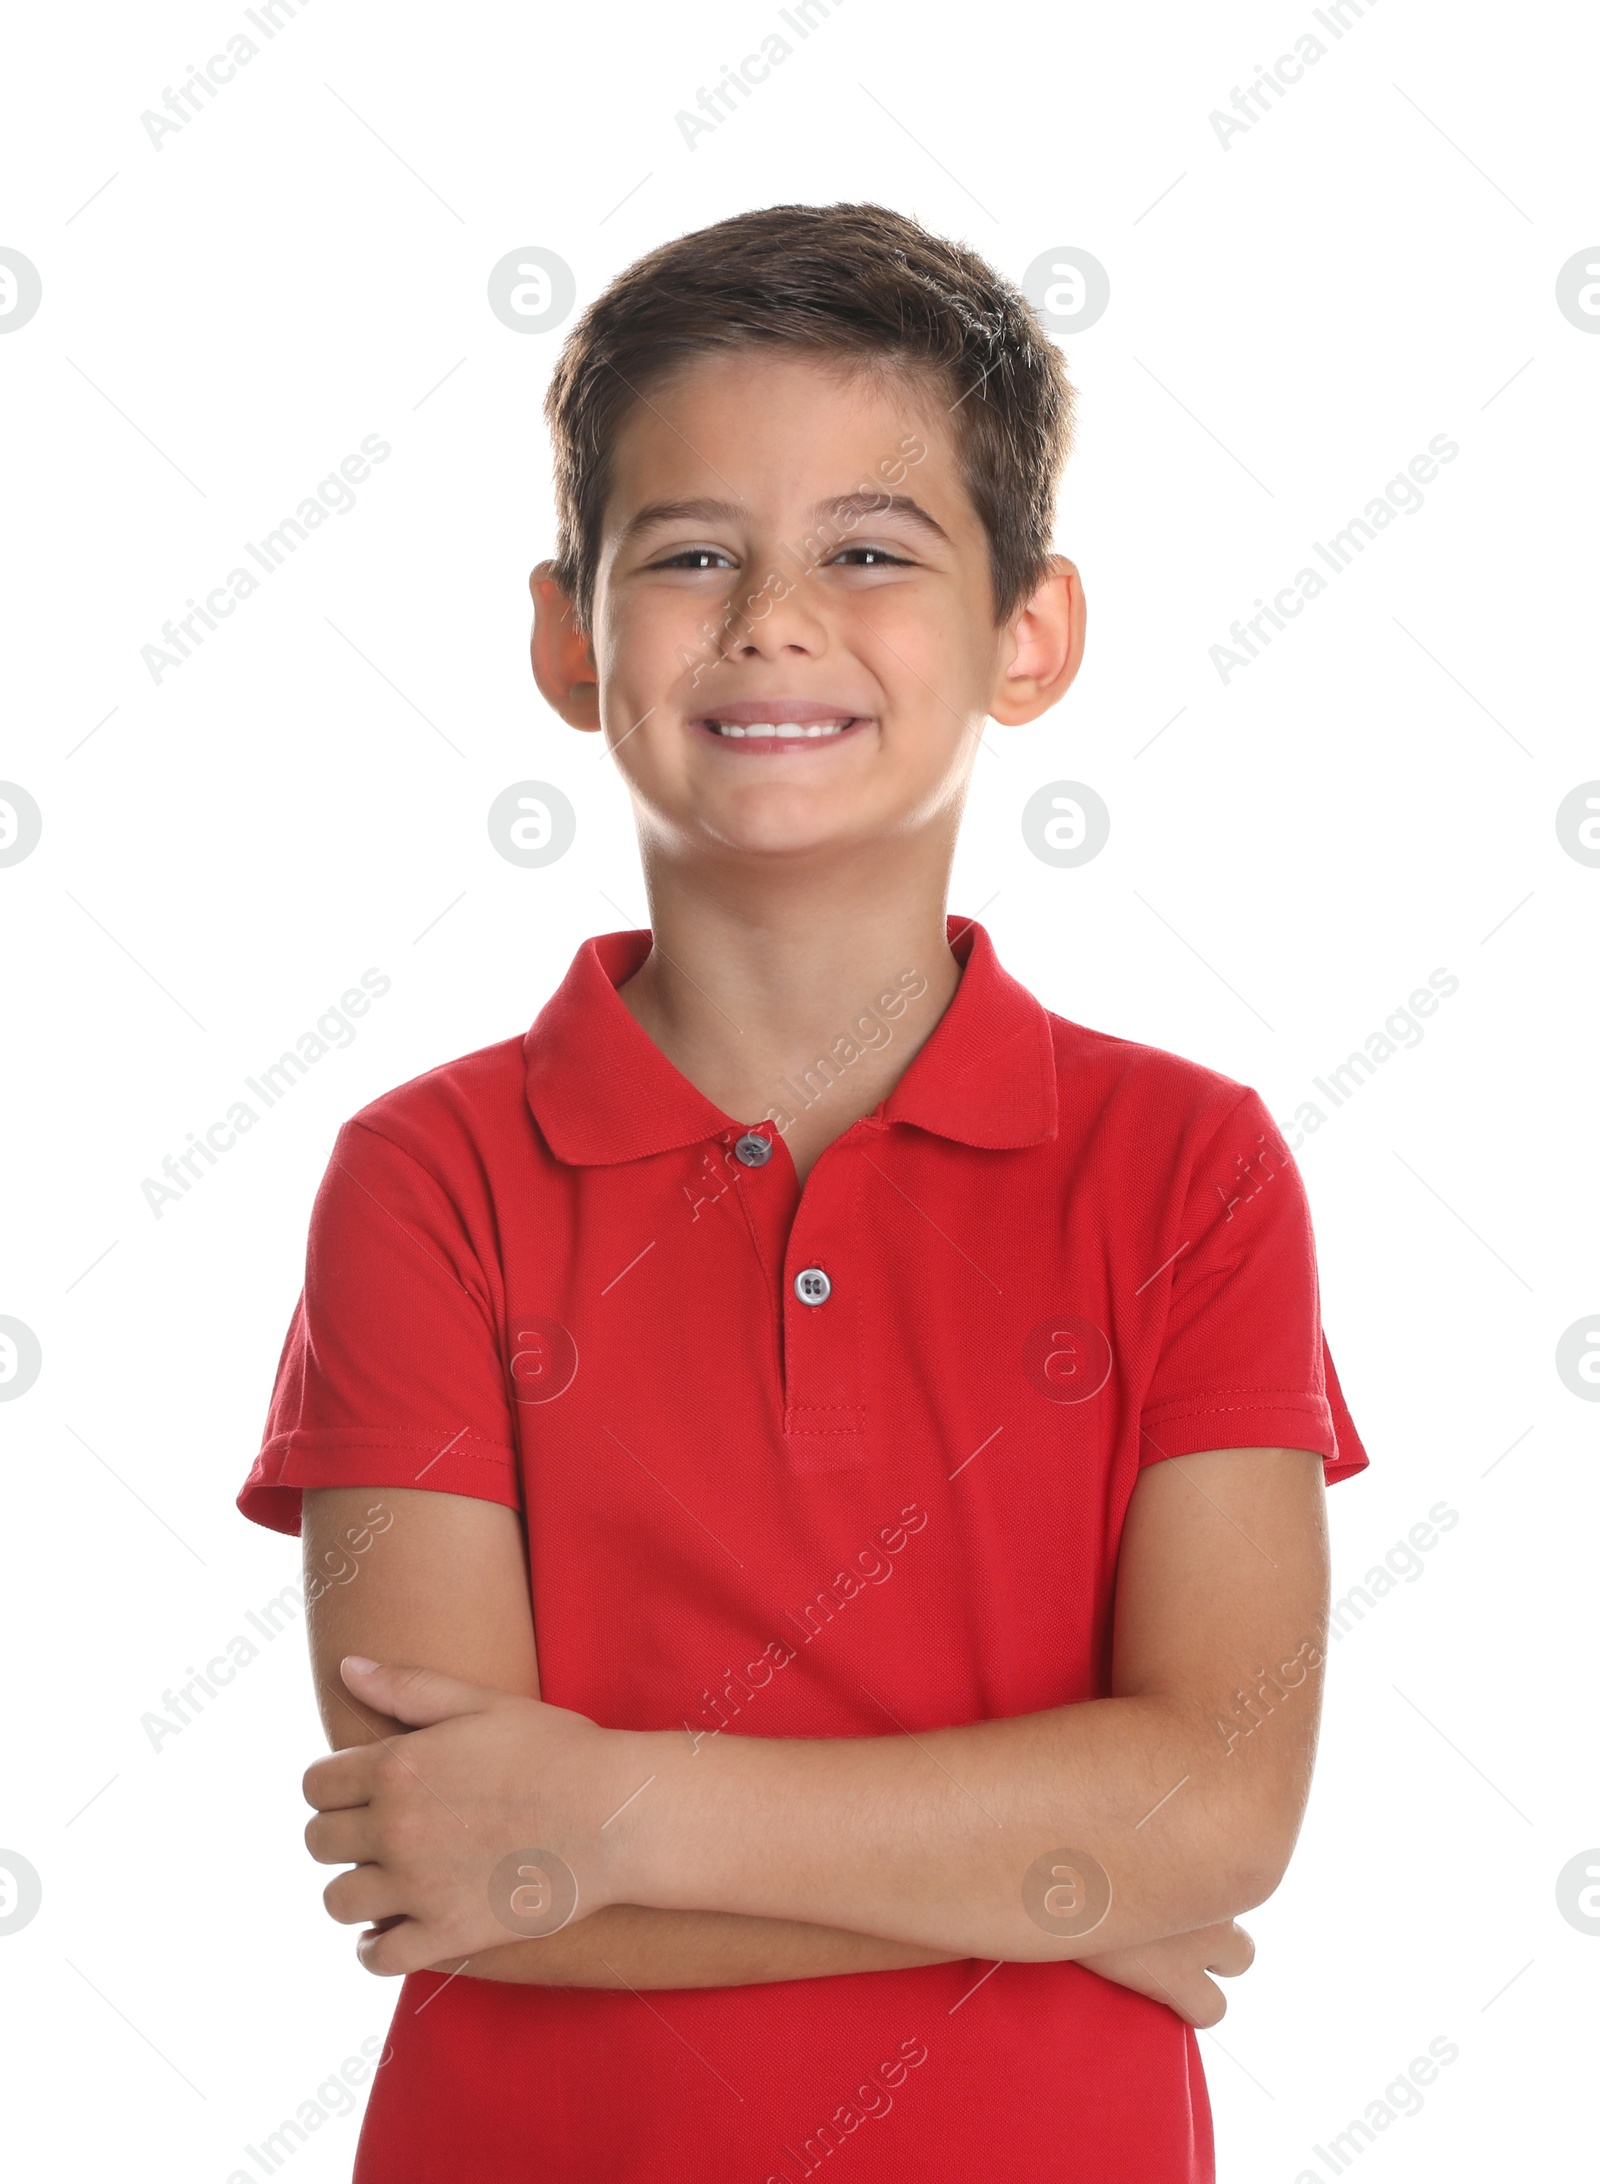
[237,1428,522,1538]
[1138,1394,1370,1483]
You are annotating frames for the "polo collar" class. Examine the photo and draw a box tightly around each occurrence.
[523,914,1057,1166]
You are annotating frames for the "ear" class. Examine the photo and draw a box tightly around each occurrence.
[530,560,601,732]
[987,556,1086,728]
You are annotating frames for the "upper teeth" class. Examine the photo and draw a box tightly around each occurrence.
[707,721,851,738]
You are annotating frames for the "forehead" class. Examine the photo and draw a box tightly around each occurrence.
[601,345,969,527]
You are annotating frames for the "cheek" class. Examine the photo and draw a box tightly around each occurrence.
[847,590,988,722]
[607,587,737,694]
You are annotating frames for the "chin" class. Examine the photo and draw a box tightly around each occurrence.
[700,804,880,859]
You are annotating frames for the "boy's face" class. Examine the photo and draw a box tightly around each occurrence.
[532,348,1081,864]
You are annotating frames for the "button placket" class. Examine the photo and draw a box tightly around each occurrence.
[727,1126,799,1396]
[781,1129,869,1461]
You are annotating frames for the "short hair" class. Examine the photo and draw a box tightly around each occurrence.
[542,201,1076,638]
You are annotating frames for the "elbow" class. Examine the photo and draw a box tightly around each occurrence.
[1215,1724,1316,1915]
[1225,1799,1303,1914]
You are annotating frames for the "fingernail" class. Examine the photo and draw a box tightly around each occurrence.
[343,1654,379,1675]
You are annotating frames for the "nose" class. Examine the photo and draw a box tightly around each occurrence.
[721,563,829,660]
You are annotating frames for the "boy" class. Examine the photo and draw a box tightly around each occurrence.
[239,201,1368,2181]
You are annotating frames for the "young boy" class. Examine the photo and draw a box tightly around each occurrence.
[238,201,1368,2182]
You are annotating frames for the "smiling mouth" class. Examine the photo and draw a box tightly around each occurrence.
[706,718,860,739]
[690,703,871,748]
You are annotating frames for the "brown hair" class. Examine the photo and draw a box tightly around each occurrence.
[542,201,1076,638]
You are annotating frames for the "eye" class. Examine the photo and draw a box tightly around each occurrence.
[826,546,915,568]
[648,547,738,571]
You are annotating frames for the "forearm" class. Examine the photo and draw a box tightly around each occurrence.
[308,1667,960,1992]
[605,1694,1270,1963]
[453,1906,965,1989]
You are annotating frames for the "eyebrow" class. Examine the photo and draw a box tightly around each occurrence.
[617,492,951,550]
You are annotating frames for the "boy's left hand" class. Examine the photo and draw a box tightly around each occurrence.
[301,1656,634,1977]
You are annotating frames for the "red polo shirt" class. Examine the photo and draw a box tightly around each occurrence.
[239,914,1368,2183]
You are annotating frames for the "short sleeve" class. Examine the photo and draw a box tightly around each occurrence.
[237,1118,522,1537]
[1138,1087,1369,1484]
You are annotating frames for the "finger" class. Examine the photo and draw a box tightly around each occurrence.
[338,1657,494,1730]
[302,1745,382,1813]
[304,1808,377,1867]
[356,1899,491,1979]
[357,1915,452,1980]
[1206,1923,1256,1977]
[323,1862,410,1930]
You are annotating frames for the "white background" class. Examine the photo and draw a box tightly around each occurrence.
[2,1,1596,2177]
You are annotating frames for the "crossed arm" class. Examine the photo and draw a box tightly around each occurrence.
[300,1446,1330,2002]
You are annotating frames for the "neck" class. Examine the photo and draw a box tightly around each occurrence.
[614,841,965,1140]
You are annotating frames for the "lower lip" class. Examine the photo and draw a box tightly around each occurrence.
[689,717,871,756]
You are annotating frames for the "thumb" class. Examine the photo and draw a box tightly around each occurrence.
[340,1655,492,1728]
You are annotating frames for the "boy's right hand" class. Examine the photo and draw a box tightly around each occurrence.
[1076,1919,1255,2027]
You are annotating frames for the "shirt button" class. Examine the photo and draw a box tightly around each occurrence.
[733,1131,772,1168]
[794,1267,832,1306]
